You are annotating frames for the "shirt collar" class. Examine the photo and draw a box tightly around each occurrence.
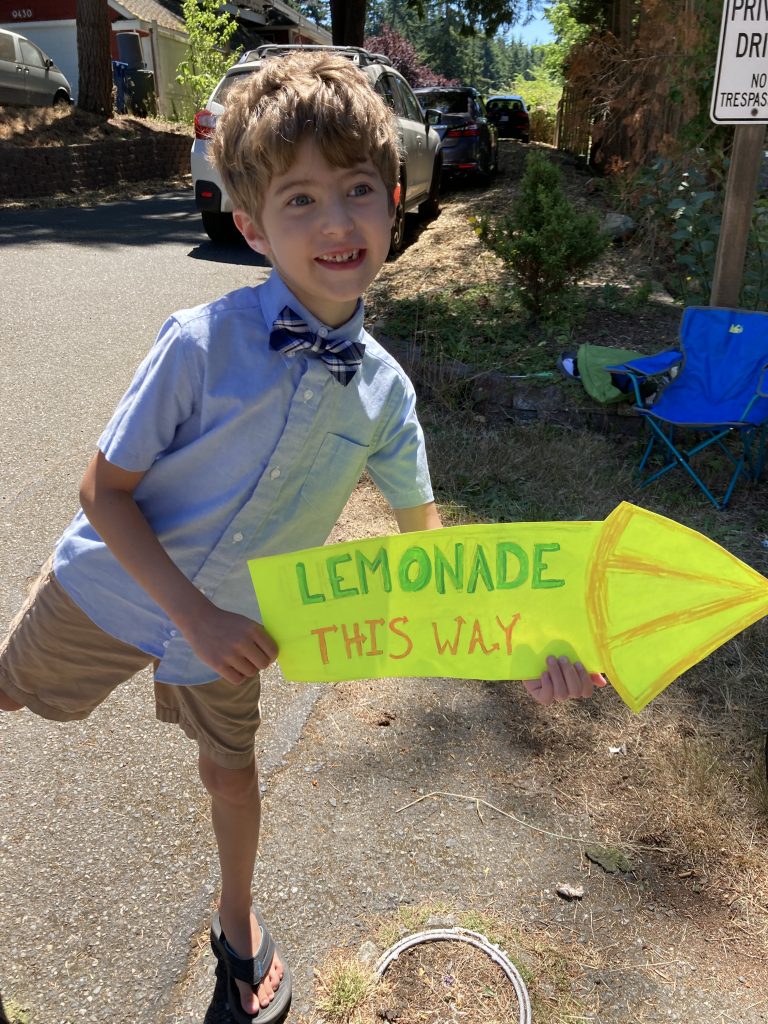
[258,270,365,344]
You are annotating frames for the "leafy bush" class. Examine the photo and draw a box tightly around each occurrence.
[620,153,768,309]
[473,151,607,318]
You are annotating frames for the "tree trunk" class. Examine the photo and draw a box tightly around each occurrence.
[76,0,113,115]
[330,0,366,46]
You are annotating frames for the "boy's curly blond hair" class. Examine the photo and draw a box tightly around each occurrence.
[211,50,401,223]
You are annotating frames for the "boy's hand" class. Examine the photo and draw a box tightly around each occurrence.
[183,604,278,685]
[524,655,607,705]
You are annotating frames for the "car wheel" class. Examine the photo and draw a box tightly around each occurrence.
[418,157,442,221]
[52,91,70,107]
[201,211,242,245]
[521,133,530,144]
[388,177,406,258]
[477,147,493,184]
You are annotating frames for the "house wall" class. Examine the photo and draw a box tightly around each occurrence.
[153,29,191,118]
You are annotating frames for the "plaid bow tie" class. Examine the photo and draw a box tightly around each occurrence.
[269,306,365,386]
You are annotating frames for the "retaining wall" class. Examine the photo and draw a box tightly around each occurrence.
[0,131,191,199]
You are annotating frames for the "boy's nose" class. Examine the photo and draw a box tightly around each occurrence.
[321,196,355,235]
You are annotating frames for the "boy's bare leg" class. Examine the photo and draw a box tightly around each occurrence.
[198,754,284,1015]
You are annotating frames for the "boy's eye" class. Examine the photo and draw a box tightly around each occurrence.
[350,183,373,197]
[288,194,312,207]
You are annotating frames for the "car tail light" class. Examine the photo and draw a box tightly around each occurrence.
[194,110,217,140]
[446,123,480,138]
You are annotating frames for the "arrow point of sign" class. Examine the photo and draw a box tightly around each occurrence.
[589,503,768,712]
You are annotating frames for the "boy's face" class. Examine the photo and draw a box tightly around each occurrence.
[234,139,395,328]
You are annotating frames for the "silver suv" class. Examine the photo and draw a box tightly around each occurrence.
[190,45,443,253]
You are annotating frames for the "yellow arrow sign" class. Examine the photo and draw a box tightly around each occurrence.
[248,502,768,712]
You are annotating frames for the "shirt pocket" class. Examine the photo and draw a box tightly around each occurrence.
[298,433,370,521]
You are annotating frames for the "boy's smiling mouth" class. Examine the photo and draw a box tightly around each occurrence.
[316,249,364,265]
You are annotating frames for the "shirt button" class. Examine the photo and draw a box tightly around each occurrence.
[232,532,244,543]
[303,389,314,401]
[163,640,171,649]
[318,327,328,338]
[170,629,177,637]
[270,467,281,479]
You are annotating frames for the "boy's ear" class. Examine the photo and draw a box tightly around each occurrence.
[233,209,271,257]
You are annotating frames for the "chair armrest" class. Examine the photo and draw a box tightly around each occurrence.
[606,349,682,378]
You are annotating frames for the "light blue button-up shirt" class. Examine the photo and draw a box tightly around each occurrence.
[54,272,433,685]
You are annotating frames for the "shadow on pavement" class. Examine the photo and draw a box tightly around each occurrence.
[202,967,231,1024]
[0,192,236,253]
[189,240,267,268]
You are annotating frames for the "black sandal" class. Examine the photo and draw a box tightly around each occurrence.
[210,909,292,1024]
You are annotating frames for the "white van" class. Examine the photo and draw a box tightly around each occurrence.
[0,27,72,107]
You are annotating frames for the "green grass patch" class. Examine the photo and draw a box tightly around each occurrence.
[378,284,563,376]
[315,957,380,1022]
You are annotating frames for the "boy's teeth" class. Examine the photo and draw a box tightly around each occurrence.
[320,250,359,263]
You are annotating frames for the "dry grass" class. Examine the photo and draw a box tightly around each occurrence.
[360,142,768,1010]
[298,905,593,1024]
[0,104,189,146]
[418,412,768,951]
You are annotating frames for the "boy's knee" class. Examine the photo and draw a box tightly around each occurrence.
[198,754,259,804]
[0,687,23,712]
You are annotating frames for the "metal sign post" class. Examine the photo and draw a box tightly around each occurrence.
[709,0,767,308]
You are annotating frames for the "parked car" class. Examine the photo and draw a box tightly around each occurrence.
[0,28,72,107]
[486,94,530,143]
[414,85,498,180]
[191,44,443,250]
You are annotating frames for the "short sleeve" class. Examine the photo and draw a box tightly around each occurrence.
[97,316,198,471]
[366,378,433,509]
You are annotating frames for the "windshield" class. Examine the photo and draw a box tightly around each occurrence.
[211,69,257,106]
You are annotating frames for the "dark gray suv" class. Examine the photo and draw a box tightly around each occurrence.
[0,28,72,107]
[191,44,443,252]
[415,85,498,181]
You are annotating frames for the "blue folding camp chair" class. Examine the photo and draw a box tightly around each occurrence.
[608,306,768,510]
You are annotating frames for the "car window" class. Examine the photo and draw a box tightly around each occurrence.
[212,69,259,105]
[0,34,15,62]
[392,76,424,123]
[417,90,470,116]
[375,73,398,113]
[19,39,45,68]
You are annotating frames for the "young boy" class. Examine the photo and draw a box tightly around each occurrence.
[0,51,603,1023]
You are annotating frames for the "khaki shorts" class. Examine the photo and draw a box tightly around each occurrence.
[0,561,262,769]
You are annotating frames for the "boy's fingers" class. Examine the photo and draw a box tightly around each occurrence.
[252,624,278,661]
[525,673,554,705]
[547,656,570,701]
[572,660,594,698]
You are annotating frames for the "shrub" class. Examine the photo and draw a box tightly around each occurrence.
[617,152,768,309]
[474,151,607,318]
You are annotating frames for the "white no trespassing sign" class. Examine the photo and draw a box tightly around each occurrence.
[710,0,768,123]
